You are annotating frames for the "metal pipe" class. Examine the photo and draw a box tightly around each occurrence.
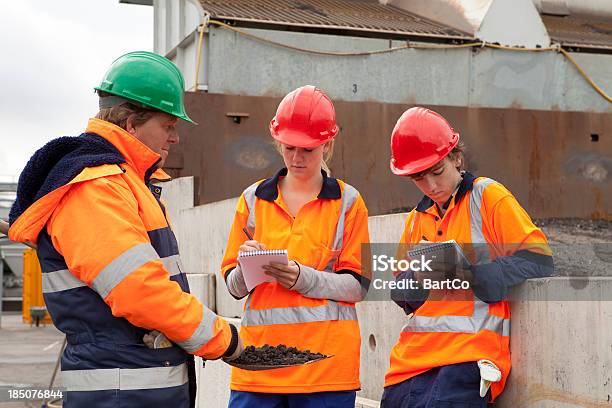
[531,0,612,19]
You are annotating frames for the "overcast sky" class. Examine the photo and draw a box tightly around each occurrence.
[0,0,153,181]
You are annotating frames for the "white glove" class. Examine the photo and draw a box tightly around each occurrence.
[143,330,172,349]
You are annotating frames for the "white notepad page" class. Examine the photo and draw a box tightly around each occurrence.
[238,249,289,291]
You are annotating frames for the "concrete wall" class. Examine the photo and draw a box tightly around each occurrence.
[202,27,611,113]
[163,176,612,407]
[177,197,245,318]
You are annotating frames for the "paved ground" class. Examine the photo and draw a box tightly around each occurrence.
[0,312,64,408]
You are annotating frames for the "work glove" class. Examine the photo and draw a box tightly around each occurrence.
[390,271,427,315]
[143,330,172,349]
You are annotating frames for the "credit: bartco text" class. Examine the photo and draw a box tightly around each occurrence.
[372,278,470,290]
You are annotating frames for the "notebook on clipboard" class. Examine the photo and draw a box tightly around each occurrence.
[238,249,289,291]
[407,240,471,269]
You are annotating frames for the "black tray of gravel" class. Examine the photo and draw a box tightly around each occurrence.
[228,344,332,371]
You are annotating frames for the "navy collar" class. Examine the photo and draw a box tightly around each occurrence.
[255,168,341,202]
[415,171,477,213]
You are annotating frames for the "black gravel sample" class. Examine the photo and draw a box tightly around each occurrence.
[233,344,326,366]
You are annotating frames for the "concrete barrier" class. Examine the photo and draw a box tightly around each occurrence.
[195,318,241,408]
[356,397,381,408]
[497,278,612,408]
[367,213,406,244]
[174,197,238,275]
[158,176,194,238]
[185,273,216,312]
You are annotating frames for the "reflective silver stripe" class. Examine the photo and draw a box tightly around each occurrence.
[243,298,357,326]
[470,180,511,337]
[324,183,358,272]
[42,255,181,295]
[408,211,418,241]
[473,298,489,319]
[402,313,510,337]
[42,269,86,293]
[469,177,495,264]
[331,184,358,251]
[502,318,510,337]
[92,243,159,299]
[161,254,182,276]
[176,304,217,352]
[242,182,259,233]
[61,362,188,391]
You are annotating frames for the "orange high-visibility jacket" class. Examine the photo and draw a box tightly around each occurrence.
[9,119,237,405]
[221,169,370,393]
[385,174,552,401]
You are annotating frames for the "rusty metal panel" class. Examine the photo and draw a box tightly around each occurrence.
[199,0,471,41]
[168,92,611,220]
[542,14,612,51]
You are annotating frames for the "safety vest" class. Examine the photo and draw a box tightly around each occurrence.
[385,175,550,401]
[9,119,234,407]
[221,170,369,393]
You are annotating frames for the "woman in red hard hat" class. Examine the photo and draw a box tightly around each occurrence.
[383,107,554,407]
[221,86,371,407]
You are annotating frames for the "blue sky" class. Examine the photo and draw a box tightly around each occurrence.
[0,0,153,180]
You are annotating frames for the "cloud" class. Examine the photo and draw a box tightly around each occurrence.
[0,0,153,177]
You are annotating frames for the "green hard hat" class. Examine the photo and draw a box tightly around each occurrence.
[95,51,196,124]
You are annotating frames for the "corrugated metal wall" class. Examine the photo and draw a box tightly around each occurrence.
[165,92,611,219]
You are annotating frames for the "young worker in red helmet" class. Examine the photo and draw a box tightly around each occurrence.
[382,107,554,407]
[221,85,371,407]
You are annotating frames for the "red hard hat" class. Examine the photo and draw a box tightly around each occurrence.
[270,85,339,148]
[390,107,460,176]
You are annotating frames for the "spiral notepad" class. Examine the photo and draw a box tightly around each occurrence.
[238,249,289,291]
[407,240,471,269]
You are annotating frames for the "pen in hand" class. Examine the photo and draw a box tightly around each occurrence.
[242,227,254,241]
[242,227,264,251]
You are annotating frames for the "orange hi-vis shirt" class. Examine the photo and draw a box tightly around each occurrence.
[221,168,370,394]
[385,173,552,401]
[9,119,237,401]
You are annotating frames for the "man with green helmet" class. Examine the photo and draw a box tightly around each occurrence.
[8,51,243,407]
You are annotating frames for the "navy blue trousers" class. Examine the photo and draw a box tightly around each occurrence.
[381,362,489,408]
[229,390,356,408]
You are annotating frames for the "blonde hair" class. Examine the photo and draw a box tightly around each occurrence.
[95,91,157,130]
[321,139,335,175]
[273,139,335,175]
